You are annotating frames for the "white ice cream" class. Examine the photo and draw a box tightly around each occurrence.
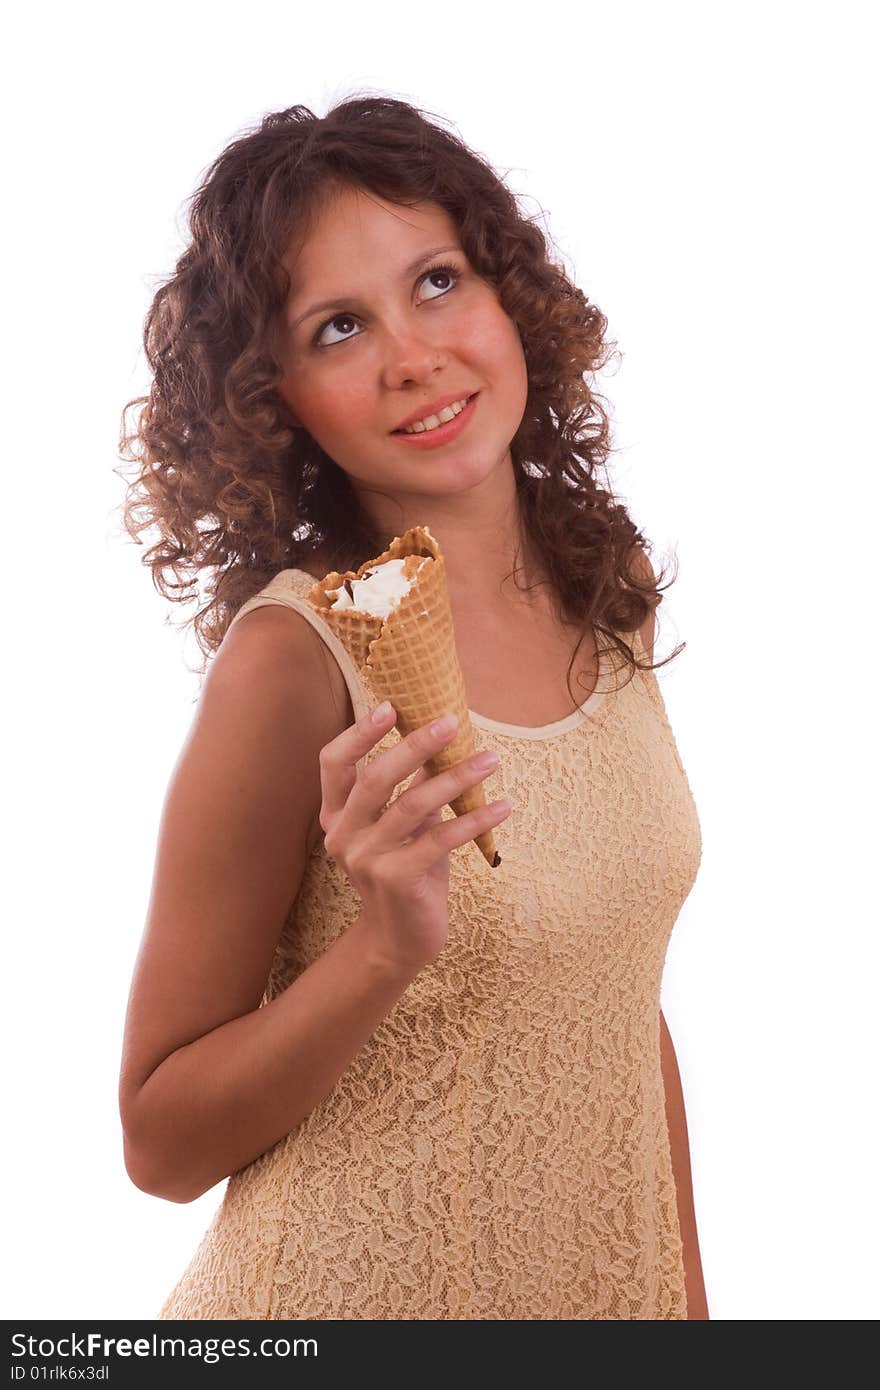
[326,556,430,620]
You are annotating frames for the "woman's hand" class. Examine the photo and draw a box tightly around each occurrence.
[319,702,509,970]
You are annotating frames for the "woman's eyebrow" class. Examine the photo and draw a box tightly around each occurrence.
[288,243,462,330]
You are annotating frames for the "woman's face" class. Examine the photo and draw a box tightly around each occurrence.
[274,184,529,506]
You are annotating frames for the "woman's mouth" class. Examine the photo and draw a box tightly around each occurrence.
[390,392,480,449]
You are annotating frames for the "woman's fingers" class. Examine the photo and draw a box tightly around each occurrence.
[319,702,506,856]
[337,707,461,831]
[397,764,440,842]
[401,792,511,864]
[375,750,501,852]
[318,701,399,831]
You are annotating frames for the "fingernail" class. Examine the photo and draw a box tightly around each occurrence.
[371,701,393,724]
[430,713,458,737]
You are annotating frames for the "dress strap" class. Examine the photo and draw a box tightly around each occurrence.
[226,573,372,756]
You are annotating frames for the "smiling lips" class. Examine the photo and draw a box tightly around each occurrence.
[391,392,480,448]
[394,392,476,433]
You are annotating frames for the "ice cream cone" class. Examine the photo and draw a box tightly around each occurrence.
[305,525,501,868]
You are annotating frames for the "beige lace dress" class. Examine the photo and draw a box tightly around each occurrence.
[157,568,703,1320]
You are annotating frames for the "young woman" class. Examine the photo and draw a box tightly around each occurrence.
[116,96,708,1320]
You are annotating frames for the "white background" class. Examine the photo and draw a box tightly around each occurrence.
[3,0,877,1322]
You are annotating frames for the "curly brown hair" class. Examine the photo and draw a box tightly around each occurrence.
[115,93,683,701]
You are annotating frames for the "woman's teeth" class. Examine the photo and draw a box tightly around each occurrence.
[399,396,471,434]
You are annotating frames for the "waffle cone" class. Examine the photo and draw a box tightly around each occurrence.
[306,525,501,868]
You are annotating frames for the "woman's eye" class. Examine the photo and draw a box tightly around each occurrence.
[314,263,460,349]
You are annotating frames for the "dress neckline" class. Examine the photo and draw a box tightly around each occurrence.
[467,648,611,739]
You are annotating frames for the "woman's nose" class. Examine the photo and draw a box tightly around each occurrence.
[380,328,448,386]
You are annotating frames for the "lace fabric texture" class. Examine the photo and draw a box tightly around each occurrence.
[156,569,703,1320]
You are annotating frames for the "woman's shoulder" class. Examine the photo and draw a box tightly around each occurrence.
[221,581,354,735]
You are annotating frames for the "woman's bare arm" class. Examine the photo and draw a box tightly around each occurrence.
[660,1010,709,1318]
[118,606,418,1203]
[124,909,420,1203]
